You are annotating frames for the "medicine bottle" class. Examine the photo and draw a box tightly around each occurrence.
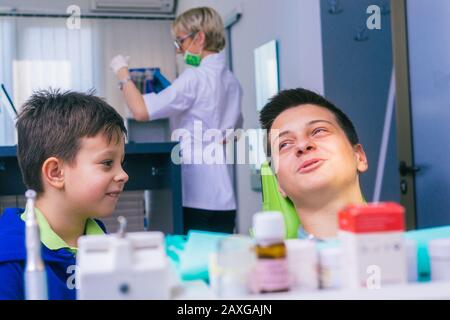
[251,211,290,293]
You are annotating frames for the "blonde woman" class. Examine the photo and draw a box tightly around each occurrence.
[110,7,243,234]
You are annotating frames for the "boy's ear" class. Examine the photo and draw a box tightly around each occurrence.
[41,157,65,189]
[354,144,368,173]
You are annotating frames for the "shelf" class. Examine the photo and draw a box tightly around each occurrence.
[174,280,450,300]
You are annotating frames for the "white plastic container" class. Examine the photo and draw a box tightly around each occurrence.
[318,247,342,289]
[212,235,256,298]
[285,239,318,291]
[404,238,418,282]
[429,238,450,282]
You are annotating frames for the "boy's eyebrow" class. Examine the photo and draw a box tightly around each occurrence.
[97,150,116,157]
[271,119,335,144]
[96,149,125,159]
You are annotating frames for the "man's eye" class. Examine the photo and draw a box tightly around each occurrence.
[279,142,290,150]
[312,128,327,135]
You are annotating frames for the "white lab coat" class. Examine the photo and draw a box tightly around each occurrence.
[143,52,243,210]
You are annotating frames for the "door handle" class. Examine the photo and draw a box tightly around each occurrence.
[399,161,421,177]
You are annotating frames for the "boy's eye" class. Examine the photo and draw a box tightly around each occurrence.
[102,160,113,167]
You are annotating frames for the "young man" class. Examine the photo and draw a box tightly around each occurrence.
[260,88,368,240]
[0,90,129,299]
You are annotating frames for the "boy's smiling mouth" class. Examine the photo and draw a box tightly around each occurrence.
[105,190,122,198]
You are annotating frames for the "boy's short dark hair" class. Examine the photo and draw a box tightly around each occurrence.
[259,88,359,156]
[16,89,127,193]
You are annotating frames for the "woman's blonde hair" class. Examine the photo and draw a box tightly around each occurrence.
[172,7,226,52]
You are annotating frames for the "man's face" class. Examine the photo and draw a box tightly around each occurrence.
[63,133,129,218]
[269,104,368,201]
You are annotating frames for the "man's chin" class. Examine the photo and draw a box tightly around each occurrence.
[287,180,332,199]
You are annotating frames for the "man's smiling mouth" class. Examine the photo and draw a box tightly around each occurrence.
[297,159,324,173]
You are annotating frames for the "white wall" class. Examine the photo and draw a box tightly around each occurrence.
[0,0,174,16]
[1,0,97,14]
[177,0,324,234]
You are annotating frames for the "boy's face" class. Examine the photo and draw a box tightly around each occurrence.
[269,104,368,201]
[62,133,128,218]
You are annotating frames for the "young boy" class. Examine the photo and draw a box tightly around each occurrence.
[0,89,129,299]
[260,88,368,240]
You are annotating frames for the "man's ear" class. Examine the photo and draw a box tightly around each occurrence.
[41,157,65,190]
[354,144,368,173]
[278,185,288,198]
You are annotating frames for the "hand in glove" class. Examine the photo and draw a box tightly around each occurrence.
[110,54,130,74]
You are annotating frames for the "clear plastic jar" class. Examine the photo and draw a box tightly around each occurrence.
[318,247,342,289]
[429,238,450,282]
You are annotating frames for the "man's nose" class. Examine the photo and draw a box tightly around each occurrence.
[295,139,316,156]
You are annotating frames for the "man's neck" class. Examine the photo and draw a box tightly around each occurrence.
[294,186,365,239]
[35,195,88,248]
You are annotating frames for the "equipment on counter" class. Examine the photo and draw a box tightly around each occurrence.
[76,216,173,299]
[24,189,48,300]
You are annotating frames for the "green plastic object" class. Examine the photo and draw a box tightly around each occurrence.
[404,225,450,282]
[260,161,301,239]
[178,230,230,282]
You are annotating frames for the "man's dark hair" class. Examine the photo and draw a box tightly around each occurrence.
[16,89,127,193]
[259,88,359,156]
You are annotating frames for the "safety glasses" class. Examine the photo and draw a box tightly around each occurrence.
[173,32,195,50]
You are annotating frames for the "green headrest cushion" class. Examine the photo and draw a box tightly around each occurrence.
[260,161,301,239]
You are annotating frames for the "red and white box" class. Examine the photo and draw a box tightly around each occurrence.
[338,202,407,289]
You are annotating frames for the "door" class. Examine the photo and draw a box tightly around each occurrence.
[392,0,450,229]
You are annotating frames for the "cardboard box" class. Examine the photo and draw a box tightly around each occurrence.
[338,202,407,289]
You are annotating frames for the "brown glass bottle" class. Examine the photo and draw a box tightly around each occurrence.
[252,212,291,293]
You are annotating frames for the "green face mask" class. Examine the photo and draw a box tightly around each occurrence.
[184,50,202,67]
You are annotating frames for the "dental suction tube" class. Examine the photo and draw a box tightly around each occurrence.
[24,189,48,300]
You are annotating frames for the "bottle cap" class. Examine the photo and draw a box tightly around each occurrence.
[253,211,285,242]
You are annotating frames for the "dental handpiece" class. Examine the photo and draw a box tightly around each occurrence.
[24,189,48,300]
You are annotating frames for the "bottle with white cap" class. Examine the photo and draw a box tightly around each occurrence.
[318,246,342,289]
[250,211,290,293]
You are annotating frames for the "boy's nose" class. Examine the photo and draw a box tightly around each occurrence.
[115,167,129,184]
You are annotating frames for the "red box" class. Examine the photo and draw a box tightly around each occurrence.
[338,202,405,234]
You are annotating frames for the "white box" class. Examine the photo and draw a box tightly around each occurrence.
[338,202,407,289]
[76,231,172,299]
